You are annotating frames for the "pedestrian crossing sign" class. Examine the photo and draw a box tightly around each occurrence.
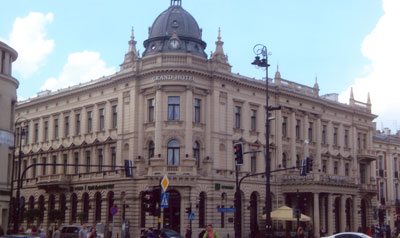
[161,193,168,208]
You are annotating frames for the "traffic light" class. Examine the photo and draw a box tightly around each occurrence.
[185,207,192,214]
[142,190,153,212]
[300,159,307,176]
[124,160,133,177]
[234,142,244,165]
[306,157,313,173]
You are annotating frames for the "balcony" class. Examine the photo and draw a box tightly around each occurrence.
[357,149,376,163]
[359,183,378,194]
[37,174,71,192]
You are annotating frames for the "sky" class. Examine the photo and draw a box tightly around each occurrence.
[1,0,399,132]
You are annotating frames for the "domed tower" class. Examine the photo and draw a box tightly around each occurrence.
[0,41,18,232]
[142,0,207,58]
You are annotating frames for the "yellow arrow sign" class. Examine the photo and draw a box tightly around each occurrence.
[161,175,169,192]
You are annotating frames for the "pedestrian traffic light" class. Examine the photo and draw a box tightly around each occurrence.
[124,160,133,177]
[234,142,244,165]
[186,207,192,214]
[306,157,313,173]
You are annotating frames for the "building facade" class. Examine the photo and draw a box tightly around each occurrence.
[0,40,19,232]
[13,1,379,237]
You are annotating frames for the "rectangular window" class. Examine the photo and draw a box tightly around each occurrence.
[194,99,201,123]
[357,133,361,149]
[87,111,93,133]
[148,99,155,122]
[98,149,103,171]
[42,157,47,176]
[334,161,338,175]
[111,147,116,170]
[282,117,287,137]
[322,160,327,173]
[168,96,180,120]
[32,158,37,178]
[44,121,49,141]
[63,154,68,174]
[86,151,91,173]
[322,125,327,144]
[345,163,349,176]
[308,122,313,142]
[250,110,257,131]
[99,108,105,131]
[295,120,301,140]
[360,164,366,184]
[75,114,81,135]
[112,105,118,129]
[333,127,338,146]
[234,106,241,129]
[52,156,57,175]
[64,116,69,137]
[251,155,257,173]
[74,152,79,174]
[34,123,39,143]
[24,125,29,145]
[362,134,367,149]
[54,119,59,139]
[344,130,349,148]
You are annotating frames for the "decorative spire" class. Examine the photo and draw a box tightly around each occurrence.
[367,92,371,104]
[349,87,355,105]
[211,27,228,64]
[274,65,281,79]
[120,27,139,71]
[313,74,319,96]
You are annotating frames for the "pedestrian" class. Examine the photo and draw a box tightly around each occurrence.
[39,229,47,238]
[53,227,60,238]
[185,224,192,238]
[297,226,305,238]
[147,228,155,238]
[88,228,97,238]
[79,224,89,238]
[203,224,218,238]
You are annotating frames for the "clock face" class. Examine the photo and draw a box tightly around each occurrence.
[170,39,179,49]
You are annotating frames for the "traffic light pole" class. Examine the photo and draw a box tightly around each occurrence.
[234,163,241,238]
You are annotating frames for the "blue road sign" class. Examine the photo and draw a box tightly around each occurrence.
[217,207,236,213]
[110,205,118,215]
[160,193,168,208]
[188,212,195,221]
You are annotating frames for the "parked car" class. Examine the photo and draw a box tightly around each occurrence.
[60,225,92,238]
[0,236,40,238]
[322,232,371,238]
[141,229,183,238]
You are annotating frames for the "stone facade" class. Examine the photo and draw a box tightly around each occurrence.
[0,40,18,232]
[12,2,380,238]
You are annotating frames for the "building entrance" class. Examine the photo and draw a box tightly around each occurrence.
[163,190,181,233]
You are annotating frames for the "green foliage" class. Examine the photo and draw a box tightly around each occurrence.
[48,209,63,221]
[24,208,41,223]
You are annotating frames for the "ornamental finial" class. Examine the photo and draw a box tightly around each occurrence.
[170,0,182,6]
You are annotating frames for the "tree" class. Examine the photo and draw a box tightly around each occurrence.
[24,208,41,225]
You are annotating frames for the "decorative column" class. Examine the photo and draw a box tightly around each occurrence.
[185,87,193,157]
[276,110,283,169]
[290,112,296,167]
[327,194,333,235]
[352,195,359,231]
[340,195,346,232]
[313,193,320,238]
[154,87,163,158]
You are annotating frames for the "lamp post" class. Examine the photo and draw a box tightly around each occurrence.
[251,44,273,238]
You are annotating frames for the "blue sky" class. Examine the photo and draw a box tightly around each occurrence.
[1,0,399,132]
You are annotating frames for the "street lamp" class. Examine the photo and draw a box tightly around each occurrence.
[251,44,273,238]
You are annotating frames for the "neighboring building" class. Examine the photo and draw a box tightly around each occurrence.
[0,41,18,232]
[373,129,400,232]
[13,1,378,237]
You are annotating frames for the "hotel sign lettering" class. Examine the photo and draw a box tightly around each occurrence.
[152,75,194,82]
[71,184,114,192]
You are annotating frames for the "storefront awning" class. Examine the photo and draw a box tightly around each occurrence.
[263,205,311,222]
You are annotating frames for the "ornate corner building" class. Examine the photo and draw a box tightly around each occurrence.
[0,41,18,232]
[12,1,381,237]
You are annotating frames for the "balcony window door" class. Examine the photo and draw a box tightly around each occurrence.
[167,140,180,166]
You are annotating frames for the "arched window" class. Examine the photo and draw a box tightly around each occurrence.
[48,194,55,218]
[82,193,89,222]
[193,141,200,168]
[60,194,66,221]
[28,196,35,210]
[282,153,287,168]
[107,192,114,222]
[167,140,180,165]
[70,193,77,222]
[296,155,300,168]
[95,192,102,222]
[199,192,206,228]
[149,141,155,159]
[20,197,26,222]
[38,195,45,222]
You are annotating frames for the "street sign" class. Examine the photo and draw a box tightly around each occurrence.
[160,193,169,208]
[188,212,195,221]
[110,205,118,215]
[161,175,169,192]
[217,207,236,213]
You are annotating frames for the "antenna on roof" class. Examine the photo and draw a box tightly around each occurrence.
[171,0,182,6]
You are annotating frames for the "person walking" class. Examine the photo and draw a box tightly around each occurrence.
[52,227,60,238]
[79,224,88,238]
[203,224,218,238]
[147,228,155,238]
[88,228,97,238]
[39,229,47,238]
[297,226,305,238]
[185,224,192,238]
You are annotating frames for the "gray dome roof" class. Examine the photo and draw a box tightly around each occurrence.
[149,5,202,39]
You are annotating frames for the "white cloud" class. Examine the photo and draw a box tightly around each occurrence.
[40,51,116,91]
[339,0,400,132]
[8,12,54,78]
